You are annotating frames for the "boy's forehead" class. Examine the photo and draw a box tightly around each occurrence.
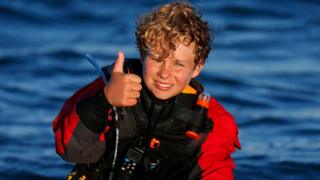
[148,41,195,55]
[147,42,196,63]
[174,43,196,60]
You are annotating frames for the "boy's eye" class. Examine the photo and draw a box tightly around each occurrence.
[150,57,162,63]
[175,63,185,67]
[148,54,161,62]
[154,58,162,62]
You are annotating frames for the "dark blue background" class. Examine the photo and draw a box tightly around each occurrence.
[0,0,319,179]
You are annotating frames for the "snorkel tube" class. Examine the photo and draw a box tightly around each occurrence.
[85,54,119,180]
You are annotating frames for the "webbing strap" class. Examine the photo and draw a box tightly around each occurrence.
[171,106,203,128]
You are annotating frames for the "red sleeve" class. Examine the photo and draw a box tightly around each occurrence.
[198,98,241,180]
[52,78,105,155]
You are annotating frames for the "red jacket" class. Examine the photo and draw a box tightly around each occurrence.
[52,77,241,179]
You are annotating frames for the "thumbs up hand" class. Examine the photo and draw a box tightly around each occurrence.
[103,51,142,107]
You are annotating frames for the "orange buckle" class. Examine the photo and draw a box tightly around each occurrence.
[149,138,160,149]
[185,131,199,139]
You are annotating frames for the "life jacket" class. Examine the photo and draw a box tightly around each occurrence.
[68,59,213,180]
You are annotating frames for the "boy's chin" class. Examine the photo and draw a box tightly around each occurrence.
[151,91,177,100]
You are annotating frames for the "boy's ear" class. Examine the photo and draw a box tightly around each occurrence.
[191,63,203,78]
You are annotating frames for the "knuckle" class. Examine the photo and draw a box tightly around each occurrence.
[123,84,130,90]
[131,74,141,82]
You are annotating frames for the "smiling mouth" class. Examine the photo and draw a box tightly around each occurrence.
[154,81,173,90]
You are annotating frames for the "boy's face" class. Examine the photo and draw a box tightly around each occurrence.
[143,43,203,100]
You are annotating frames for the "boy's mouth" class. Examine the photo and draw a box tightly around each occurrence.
[154,80,173,90]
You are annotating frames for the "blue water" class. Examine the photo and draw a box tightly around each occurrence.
[0,0,319,179]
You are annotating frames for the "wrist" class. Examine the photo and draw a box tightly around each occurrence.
[103,84,113,106]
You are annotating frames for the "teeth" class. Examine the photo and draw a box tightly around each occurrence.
[156,81,172,88]
[158,83,171,88]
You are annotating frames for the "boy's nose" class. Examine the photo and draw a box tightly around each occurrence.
[158,63,171,79]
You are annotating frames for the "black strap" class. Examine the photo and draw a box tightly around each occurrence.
[171,106,204,128]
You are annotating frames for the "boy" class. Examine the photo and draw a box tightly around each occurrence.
[52,2,240,179]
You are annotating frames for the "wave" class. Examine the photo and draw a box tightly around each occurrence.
[239,116,290,127]
[0,1,118,25]
[218,95,273,109]
[235,160,320,179]
[282,127,320,136]
[269,161,320,179]
[214,4,294,19]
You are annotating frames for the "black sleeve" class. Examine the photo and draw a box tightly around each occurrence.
[76,89,112,134]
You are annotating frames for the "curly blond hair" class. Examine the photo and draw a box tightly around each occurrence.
[136,1,212,65]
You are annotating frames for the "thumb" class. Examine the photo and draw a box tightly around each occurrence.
[113,51,125,73]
